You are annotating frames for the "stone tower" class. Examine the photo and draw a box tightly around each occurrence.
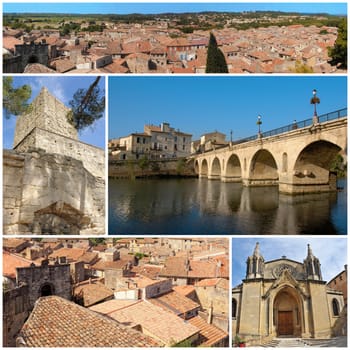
[13,87,77,150]
[3,86,105,235]
[304,244,323,280]
[246,242,265,279]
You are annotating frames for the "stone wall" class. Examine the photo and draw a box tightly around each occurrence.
[15,127,104,178]
[3,284,30,347]
[14,42,49,72]
[3,149,105,235]
[144,279,172,299]
[109,158,196,178]
[104,268,125,290]
[195,282,228,317]
[3,55,23,73]
[16,262,72,310]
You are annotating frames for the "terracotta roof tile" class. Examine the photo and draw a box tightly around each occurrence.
[91,259,129,271]
[172,285,196,297]
[3,251,36,279]
[91,299,199,346]
[73,281,114,307]
[149,290,200,316]
[49,247,86,262]
[188,316,228,347]
[19,296,160,347]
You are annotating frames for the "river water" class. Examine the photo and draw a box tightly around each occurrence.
[108,178,347,235]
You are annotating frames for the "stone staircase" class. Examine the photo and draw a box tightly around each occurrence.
[261,337,308,347]
[259,336,347,348]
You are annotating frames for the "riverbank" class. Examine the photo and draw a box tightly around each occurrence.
[108,157,196,179]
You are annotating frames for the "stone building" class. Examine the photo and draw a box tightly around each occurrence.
[232,243,345,345]
[3,257,73,347]
[3,87,105,235]
[110,122,192,160]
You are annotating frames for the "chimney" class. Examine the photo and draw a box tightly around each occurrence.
[207,302,213,324]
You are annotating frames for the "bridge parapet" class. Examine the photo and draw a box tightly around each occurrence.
[234,108,347,145]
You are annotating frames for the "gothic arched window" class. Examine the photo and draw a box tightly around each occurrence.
[332,298,340,316]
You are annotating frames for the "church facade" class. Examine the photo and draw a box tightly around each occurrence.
[232,243,345,345]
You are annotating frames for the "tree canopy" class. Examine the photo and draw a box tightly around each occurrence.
[328,18,347,69]
[205,32,228,73]
[3,77,32,118]
[67,77,105,132]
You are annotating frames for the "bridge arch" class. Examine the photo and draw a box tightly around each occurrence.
[209,157,221,180]
[249,149,279,186]
[200,159,209,177]
[194,160,199,175]
[223,153,242,182]
[292,140,342,189]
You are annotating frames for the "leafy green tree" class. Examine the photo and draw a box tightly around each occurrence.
[89,238,105,246]
[3,77,32,118]
[329,18,347,69]
[330,154,347,178]
[206,32,228,73]
[138,156,149,173]
[67,76,105,132]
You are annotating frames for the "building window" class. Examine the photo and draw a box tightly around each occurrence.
[137,137,140,143]
[232,298,237,319]
[332,299,340,316]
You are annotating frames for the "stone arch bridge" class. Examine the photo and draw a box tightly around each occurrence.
[191,109,347,194]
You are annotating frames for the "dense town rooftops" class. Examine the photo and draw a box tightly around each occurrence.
[18,296,161,347]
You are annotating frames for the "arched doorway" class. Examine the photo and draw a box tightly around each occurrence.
[40,283,55,297]
[274,287,302,337]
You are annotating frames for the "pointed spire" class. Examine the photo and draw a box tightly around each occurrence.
[307,243,314,258]
[253,242,261,257]
[246,242,265,279]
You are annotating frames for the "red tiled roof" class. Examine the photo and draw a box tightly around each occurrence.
[149,290,200,316]
[91,299,199,346]
[19,296,160,347]
[3,238,28,250]
[73,281,114,307]
[49,247,86,262]
[3,251,36,279]
[91,259,129,271]
[3,36,22,51]
[188,316,228,347]
[172,285,196,297]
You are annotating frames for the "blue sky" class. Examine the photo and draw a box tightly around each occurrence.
[232,237,347,287]
[3,76,105,149]
[3,2,347,15]
[109,76,347,141]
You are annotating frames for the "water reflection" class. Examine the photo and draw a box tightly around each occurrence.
[108,178,347,235]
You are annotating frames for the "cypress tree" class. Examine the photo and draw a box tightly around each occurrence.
[206,32,229,73]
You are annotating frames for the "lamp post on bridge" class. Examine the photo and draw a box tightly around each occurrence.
[257,115,262,138]
[310,89,320,124]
